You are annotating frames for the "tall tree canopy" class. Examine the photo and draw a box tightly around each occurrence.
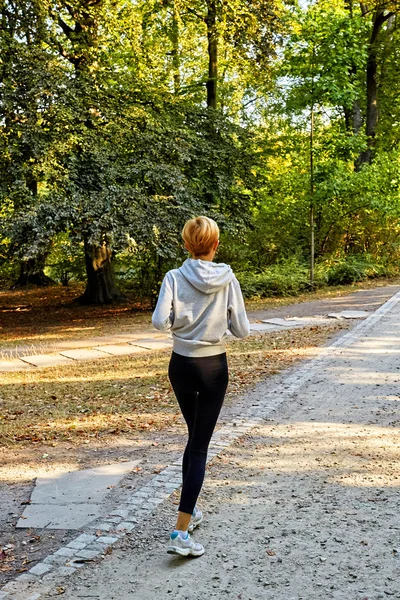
[1,0,400,301]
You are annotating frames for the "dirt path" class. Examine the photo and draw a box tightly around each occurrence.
[249,283,400,320]
[37,291,400,599]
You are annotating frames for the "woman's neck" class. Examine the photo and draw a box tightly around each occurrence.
[193,252,215,262]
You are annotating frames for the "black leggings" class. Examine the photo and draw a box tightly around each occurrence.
[168,351,229,515]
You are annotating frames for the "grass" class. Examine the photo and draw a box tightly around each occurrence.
[0,323,345,451]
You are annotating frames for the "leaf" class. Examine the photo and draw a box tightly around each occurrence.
[56,587,66,595]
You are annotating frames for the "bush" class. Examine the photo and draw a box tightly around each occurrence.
[0,259,19,289]
[323,256,400,286]
[237,255,400,300]
[237,258,313,298]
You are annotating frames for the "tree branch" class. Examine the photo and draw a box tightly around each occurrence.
[57,15,75,39]
[184,6,205,21]
[382,10,395,22]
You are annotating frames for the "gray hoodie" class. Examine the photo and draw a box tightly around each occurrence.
[152,258,250,357]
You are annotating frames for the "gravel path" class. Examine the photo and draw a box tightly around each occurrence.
[249,284,400,320]
[38,290,400,600]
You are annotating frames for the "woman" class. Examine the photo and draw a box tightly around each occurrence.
[152,216,250,557]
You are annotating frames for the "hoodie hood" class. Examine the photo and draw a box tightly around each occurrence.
[179,258,234,295]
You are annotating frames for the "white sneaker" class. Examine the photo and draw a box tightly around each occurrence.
[167,531,204,557]
[188,507,203,533]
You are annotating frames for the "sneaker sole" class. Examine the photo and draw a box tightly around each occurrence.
[188,514,204,533]
[167,545,205,557]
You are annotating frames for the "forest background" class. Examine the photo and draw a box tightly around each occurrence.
[1,0,400,306]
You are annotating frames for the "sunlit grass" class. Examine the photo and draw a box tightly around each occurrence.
[0,324,344,449]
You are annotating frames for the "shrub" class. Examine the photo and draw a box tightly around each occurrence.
[323,255,399,286]
[237,258,313,298]
[0,259,19,289]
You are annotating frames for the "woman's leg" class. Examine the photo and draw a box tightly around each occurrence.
[168,352,228,530]
[168,354,197,486]
[178,354,228,517]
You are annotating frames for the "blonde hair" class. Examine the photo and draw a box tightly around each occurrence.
[182,216,220,258]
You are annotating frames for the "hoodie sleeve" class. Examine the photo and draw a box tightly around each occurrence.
[152,273,174,331]
[227,276,250,338]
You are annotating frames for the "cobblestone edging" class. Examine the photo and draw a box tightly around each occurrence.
[2,290,400,600]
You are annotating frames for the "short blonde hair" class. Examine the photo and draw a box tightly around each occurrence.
[182,216,219,257]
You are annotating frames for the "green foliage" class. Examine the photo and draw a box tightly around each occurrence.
[236,254,400,300]
[322,255,400,286]
[237,258,312,298]
[44,234,86,286]
[1,0,400,302]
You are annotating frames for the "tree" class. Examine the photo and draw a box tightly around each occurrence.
[357,1,399,165]
[0,0,62,286]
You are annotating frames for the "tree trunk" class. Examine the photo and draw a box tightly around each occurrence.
[358,9,386,166]
[171,0,181,94]
[12,258,54,288]
[205,0,217,109]
[78,240,124,305]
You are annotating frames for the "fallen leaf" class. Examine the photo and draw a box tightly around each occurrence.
[56,586,66,594]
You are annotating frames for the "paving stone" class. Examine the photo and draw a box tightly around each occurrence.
[89,522,113,531]
[96,536,119,545]
[18,460,140,530]
[110,508,130,518]
[0,359,32,372]
[147,480,163,487]
[43,555,69,566]
[29,563,52,577]
[84,542,109,553]
[74,534,97,545]
[249,323,283,332]
[17,503,101,530]
[103,516,122,524]
[53,566,76,577]
[75,549,101,560]
[151,490,171,499]
[59,348,112,361]
[19,354,73,367]
[123,515,138,523]
[126,497,145,506]
[128,339,173,350]
[115,522,136,532]
[139,502,157,511]
[15,575,37,584]
[164,482,180,490]
[146,497,164,505]
[94,344,145,356]
[66,541,87,550]
[54,547,76,558]
[140,486,157,494]
[328,310,370,319]
[131,491,150,499]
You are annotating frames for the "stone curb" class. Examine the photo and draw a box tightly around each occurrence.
[2,290,399,599]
